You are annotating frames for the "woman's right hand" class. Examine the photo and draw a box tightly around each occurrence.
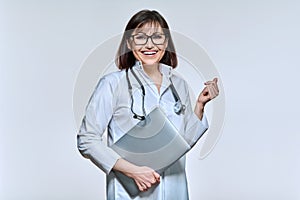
[113,158,160,191]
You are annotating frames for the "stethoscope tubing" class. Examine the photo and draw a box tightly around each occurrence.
[125,64,186,120]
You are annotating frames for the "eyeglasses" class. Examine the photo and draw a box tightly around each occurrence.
[131,33,167,45]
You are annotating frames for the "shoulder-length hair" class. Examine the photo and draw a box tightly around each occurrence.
[116,10,178,70]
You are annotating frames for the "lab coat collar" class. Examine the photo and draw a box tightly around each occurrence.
[132,60,173,95]
[133,60,173,78]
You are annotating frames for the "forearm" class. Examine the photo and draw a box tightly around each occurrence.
[77,132,121,174]
[194,102,205,120]
[113,158,137,177]
[113,158,160,191]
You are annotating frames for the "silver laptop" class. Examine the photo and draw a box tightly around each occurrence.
[111,107,191,197]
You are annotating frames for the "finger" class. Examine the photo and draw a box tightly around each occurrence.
[212,82,220,94]
[204,78,217,85]
[134,177,149,191]
[212,85,219,96]
[149,177,157,184]
[204,81,212,85]
[205,77,218,86]
[153,171,160,182]
[212,85,219,97]
[212,81,219,93]
[145,181,152,188]
[207,85,215,98]
[207,85,218,99]
[136,181,145,191]
[141,181,150,190]
[209,84,218,96]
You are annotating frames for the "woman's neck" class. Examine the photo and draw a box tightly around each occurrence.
[141,62,162,93]
[142,63,160,77]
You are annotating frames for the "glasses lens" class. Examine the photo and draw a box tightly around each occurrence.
[152,33,166,45]
[133,34,148,45]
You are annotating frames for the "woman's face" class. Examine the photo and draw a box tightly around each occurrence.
[128,23,168,66]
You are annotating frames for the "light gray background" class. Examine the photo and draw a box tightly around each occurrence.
[1,0,299,200]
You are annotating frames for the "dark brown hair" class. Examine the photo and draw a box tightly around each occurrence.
[116,10,177,69]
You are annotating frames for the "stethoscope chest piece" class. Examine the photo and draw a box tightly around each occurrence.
[174,100,186,115]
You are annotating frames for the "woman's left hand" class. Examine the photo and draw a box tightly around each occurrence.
[194,78,219,119]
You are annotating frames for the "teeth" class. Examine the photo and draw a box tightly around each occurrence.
[143,51,156,55]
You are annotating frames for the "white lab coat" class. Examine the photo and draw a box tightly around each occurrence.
[77,61,209,200]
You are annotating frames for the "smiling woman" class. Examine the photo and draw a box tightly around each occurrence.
[116,10,177,71]
[77,9,219,200]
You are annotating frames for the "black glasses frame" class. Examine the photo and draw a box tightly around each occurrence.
[130,33,167,45]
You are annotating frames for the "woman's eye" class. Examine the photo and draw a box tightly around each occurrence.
[136,35,147,40]
[152,34,163,39]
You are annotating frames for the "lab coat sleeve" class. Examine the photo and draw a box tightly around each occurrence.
[77,76,121,175]
[182,82,209,148]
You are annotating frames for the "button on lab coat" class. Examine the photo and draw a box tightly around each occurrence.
[77,61,209,200]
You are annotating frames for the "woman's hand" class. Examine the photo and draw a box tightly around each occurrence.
[194,78,219,120]
[113,158,160,191]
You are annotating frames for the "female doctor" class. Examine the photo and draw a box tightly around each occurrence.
[77,10,219,200]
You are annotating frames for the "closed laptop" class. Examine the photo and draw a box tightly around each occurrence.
[111,107,190,197]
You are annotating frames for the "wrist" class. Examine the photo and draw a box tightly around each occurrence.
[194,102,205,120]
[196,101,205,112]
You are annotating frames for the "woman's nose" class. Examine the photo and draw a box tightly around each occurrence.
[145,37,154,48]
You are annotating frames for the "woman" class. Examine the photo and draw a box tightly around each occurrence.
[77,9,219,200]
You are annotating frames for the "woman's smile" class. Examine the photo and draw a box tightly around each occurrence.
[141,50,158,56]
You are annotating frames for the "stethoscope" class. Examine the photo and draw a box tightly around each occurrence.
[126,65,186,121]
